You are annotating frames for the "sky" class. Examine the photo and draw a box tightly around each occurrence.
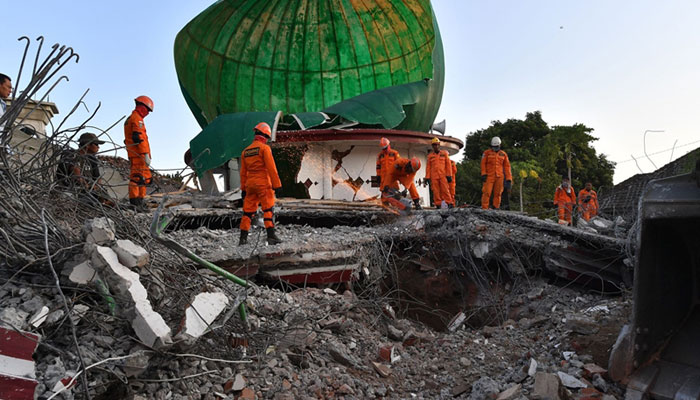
[1,1,699,184]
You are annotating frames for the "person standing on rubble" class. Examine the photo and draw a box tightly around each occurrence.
[124,96,154,212]
[480,136,512,209]
[0,74,12,131]
[578,182,599,221]
[425,137,453,208]
[554,177,577,225]
[376,137,400,200]
[449,159,457,207]
[383,157,423,210]
[239,122,283,246]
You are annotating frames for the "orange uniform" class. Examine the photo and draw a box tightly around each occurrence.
[426,149,452,207]
[449,160,457,205]
[384,158,420,200]
[578,188,599,221]
[123,110,152,200]
[239,137,282,232]
[554,185,577,225]
[480,149,512,209]
[376,147,400,191]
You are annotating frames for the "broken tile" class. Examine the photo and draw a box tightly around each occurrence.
[28,306,49,328]
[66,260,98,285]
[175,292,229,344]
[557,371,587,389]
[371,361,391,377]
[112,239,150,269]
[533,372,566,400]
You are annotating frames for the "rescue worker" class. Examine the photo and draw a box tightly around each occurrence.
[554,177,577,225]
[383,157,423,210]
[124,95,154,212]
[239,122,282,246]
[376,137,400,195]
[425,137,453,208]
[480,136,512,209]
[449,160,457,207]
[578,182,599,221]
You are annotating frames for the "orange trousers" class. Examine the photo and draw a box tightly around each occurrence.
[481,176,504,209]
[129,157,152,199]
[558,203,575,225]
[430,176,451,207]
[580,204,597,221]
[240,185,275,231]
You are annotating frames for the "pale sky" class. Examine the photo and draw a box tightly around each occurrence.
[2,1,698,183]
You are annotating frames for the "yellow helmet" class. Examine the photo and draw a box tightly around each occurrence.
[431,137,440,144]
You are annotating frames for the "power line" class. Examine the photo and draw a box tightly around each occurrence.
[613,138,700,165]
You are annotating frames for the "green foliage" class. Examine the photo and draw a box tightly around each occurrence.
[456,111,615,217]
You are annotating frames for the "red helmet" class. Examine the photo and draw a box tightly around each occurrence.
[134,95,154,112]
[380,137,390,148]
[410,157,421,172]
[254,122,272,138]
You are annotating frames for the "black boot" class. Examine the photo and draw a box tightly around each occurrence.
[266,227,282,245]
[239,230,248,246]
[413,198,422,210]
[129,198,147,213]
[448,203,454,209]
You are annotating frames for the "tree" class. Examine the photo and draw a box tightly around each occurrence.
[456,111,615,218]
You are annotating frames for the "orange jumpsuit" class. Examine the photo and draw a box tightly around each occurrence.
[554,185,577,225]
[426,150,452,207]
[480,149,512,209]
[384,158,420,200]
[124,110,152,200]
[376,147,399,191]
[449,160,457,205]
[239,137,282,232]
[578,188,599,221]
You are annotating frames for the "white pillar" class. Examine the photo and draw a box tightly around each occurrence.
[322,145,332,200]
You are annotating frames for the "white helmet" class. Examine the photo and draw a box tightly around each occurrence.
[491,136,502,147]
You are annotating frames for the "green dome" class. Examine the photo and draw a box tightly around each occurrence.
[174,0,444,132]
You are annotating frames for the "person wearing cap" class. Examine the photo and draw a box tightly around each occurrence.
[239,122,283,246]
[124,95,154,211]
[56,133,105,191]
[0,73,12,132]
[425,137,453,208]
[480,136,512,209]
[383,157,423,210]
[376,137,400,196]
[554,177,577,225]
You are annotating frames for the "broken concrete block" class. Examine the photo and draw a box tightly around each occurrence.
[0,307,29,330]
[496,383,522,400]
[223,374,245,392]
[378,345,400,364]
[528,358,538,376]
[28,306,49,328]
[132,301,173,349]
[0,326,40,400]
[371,361,391,377]
[471,376,500,399]
[533,372,566,400]
[82,217,115,245]
[557,371,587,389]
[112,239,149,269]
[122,350,152,377]
[91,246,172,348]
[70,304,90,325]
[175,292,229,344]
[387,325,403,341]
[565,316,600,335]
[447,311,466,332]
[590,217,613,230]
[66,261,98,285]
[471,241,490,259]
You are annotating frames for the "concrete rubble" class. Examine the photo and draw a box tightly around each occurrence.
[1,200,635,399]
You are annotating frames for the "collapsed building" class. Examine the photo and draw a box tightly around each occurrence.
[1,2,700,400]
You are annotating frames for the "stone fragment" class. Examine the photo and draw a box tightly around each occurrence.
[123,350,152,377]
[82,217,115,245]
[239,387,255,399]
[471,241,490,259]
[378,345,400,364]
[592,374,608,393]
[448,311,466,332]
[451,381,470,397]
[496,384,522,400]
[528,358,538,376]
[329,346,358,367]
[371,361,391,377]
[533,372,566,400]
[565,316,599,335]
[70,304,90,325]
[112,239,150,268]
[175,292,229,344]
[470,376,500,399]
[387,325,403,341]
[322,288,337,295]
[224,374,245,392]
[66,261,98,285]
[337,384,354,394]
[558,371,587,389]
[583,363,607,378]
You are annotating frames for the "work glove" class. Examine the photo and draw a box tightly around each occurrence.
[274,187,282,197]
[446,176,453,183]
[144,154,151,166]
[241,190,246,200]
[481,175,487,182]
[424,178,431,186]
[504,180,512,190]
[400,189,408,198]
[131,131,143,144]
[584,196,591,203]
